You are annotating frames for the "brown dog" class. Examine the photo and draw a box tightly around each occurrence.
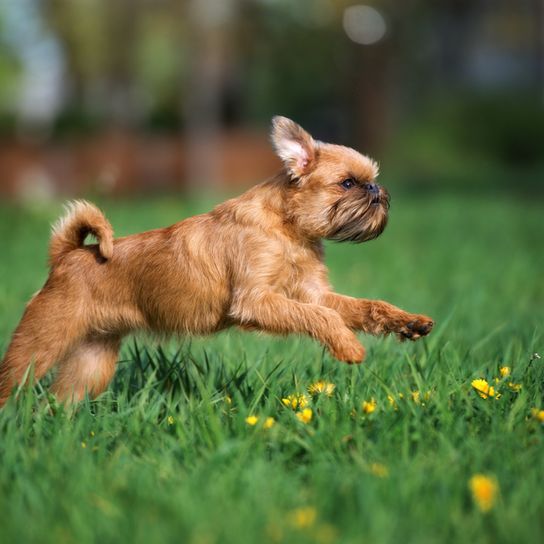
[0,116,433,405]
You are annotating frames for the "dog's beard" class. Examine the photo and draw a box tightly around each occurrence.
[326,191,390,243]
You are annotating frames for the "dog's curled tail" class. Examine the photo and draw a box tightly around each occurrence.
[49,200,114,267]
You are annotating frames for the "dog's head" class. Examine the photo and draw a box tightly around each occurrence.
[271,116,389,243]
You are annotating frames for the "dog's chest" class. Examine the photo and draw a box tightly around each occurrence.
[273,243,325,298]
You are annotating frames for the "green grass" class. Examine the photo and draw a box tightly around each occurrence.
[0,193,543,544]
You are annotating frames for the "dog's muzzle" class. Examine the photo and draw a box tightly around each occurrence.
[364,183,381,204]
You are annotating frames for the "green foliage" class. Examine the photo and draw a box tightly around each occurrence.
[390,93,544,191]
[0,194,543,544]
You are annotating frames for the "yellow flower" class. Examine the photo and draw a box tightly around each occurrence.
[362,398,377,414]
[499,366,511,378]
[263,417,276,429]
[314,523,338,544]
[469,474,498,512]
[245,415,259,426]
[282,394,309,410]
[507,382,522,393]
[167,415,175,425]
[265,522,283,543]
[387,394,403,409]
[289,507,317,529]
[225,395,232,405]
[531,408,544,423]
[308,381,335,397]
[471,379,498,399]
[370,463,389,478]
[296,408,313,424]
[411,391,421,404]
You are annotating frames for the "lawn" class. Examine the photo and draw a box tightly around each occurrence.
[0,192,542,544]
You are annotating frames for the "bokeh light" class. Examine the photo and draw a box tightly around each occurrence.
[343,5,387,45]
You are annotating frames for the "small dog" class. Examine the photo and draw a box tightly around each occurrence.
[0,117,433,405]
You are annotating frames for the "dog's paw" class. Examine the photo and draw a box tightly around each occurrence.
[331,340,366,364]
[397,315,434,341]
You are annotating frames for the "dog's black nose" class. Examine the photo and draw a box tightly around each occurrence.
[364,183,379,194]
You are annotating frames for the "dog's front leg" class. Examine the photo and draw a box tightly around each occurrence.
[320,293,434,341]
[231,292,366,363]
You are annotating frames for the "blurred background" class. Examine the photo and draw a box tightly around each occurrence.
[1,7,543,543]
[0,0,543,200]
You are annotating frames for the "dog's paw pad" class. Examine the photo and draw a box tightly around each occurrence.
[398,316,434,341]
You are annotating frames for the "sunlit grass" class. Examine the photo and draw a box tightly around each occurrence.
[0,193,542,544]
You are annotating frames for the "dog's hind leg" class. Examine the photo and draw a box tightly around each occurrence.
[0,288,86,406]
[50,335,121,403]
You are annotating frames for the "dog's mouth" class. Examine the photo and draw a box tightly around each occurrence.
[326,190,390,243]
[372,187,389,207]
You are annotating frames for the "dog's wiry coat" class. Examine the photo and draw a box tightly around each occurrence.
[0,117,433,405]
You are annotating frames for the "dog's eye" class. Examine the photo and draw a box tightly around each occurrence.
[341,178,356,189]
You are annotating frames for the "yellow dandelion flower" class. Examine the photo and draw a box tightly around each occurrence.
[282,393,309,410]
[362,398,377,414]
[471,379,498,399]
[264,417,276,429]
[469,474,498,512]
[411,391,421,404]
[499,366,511,378]
[296,408,313,424]
[289,507,317,529]
[308,381,335,397]
[314,523,338,544]
[370,463,389,478]
[387,394,400,410]
[245,415,259,426]
[531,408,544,423]
[265,522,283,543]
[167,415,175,425]
[507,382,522,393]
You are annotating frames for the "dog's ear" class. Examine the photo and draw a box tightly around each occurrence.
[271,116,316,178]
